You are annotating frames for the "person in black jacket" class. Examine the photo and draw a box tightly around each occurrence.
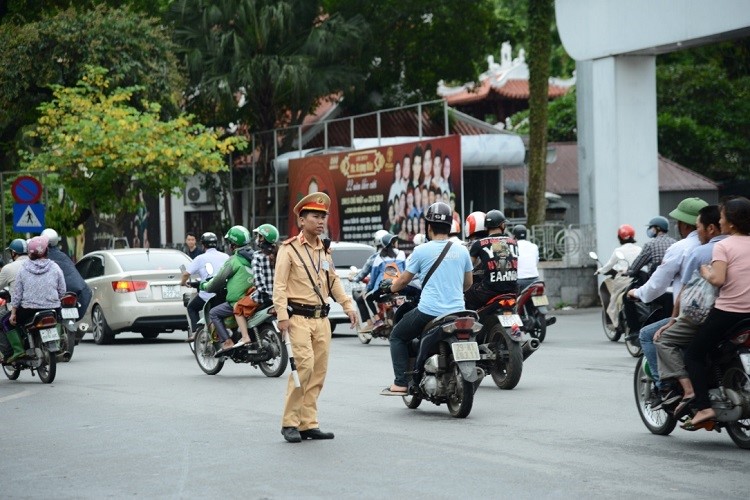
[41,229,92,321]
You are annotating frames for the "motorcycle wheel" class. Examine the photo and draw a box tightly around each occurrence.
[625,336,642,357]
[723,365,750,449]
[532,311,547,343]
[447,364,474,418]
[3,362,20,380]
[401,358,421,409]
[258,325,289,378]
[602,309,621,342]
[92,306,115,345]
[194,327,224,375]
[488,324,523,390]
[64,330,75,361]
[633,356,676,435]
[36,345,56,384]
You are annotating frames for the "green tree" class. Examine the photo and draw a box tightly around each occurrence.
[525,0,553,226]
[0,5,185,169]
[323,0,498,110]
[19,67,245,233]
[1,1,171,23]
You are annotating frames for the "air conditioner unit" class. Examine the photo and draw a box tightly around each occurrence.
[184,175,211,205]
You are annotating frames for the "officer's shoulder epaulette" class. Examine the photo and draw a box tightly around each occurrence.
[282,236,296,245]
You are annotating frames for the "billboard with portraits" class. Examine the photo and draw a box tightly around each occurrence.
[288,136,461,249]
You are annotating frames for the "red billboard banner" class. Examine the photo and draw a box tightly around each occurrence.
[288,136,462,248]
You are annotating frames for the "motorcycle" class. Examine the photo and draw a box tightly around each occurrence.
[591,251,631,342]
[634,318,750,449]
[58,291,88,362]
[0,292,60,383]
[400,310,485,418]
[192,293,288,378]
[590,251,669,357]
[475,293,539,390]
[516,280,556,343]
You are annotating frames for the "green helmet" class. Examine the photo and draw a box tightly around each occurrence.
[253,224,279,245]
[224,225,251,246]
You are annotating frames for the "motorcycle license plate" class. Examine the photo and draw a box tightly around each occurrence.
[162,285,181,299]
[40,328,60,342]
[531,295,549,307]
[740,353,750,374]
[451,342,480,362]
[61,307,79,319]
[499,314,523,328]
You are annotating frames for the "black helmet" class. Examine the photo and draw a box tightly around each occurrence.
[512,224,527,240]
[200,232,219,248]
[485,209,506,229]
[424,202,452,226]
[647,216,669,233]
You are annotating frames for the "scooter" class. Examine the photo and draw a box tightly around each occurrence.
[516,280,556,343]
[0,292,60,383]
[191,290,288,378]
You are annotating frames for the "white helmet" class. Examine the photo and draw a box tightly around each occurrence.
[41,228,60,247]
[412,233,427,246]
[373,229,388,247]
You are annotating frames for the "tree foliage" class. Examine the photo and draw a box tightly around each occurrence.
[19,67,245,231]
[169,0,367,135]
[323,0,499,110]
[0,5,185,169]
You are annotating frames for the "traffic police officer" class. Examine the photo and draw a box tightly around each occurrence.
[274,192,357,443]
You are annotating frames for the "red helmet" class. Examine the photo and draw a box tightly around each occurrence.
[464,211,486,239]
[617,224,635,240]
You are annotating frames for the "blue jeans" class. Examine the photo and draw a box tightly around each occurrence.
[389,308,435,387]
[639,317,670,390]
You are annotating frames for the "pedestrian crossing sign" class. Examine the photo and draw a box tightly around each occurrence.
[13,203,45,232]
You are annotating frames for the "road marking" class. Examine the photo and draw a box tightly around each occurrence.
[0,389,34,403]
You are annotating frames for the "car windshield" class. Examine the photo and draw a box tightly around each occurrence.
[114,252,191,272]
[331,248,374,268]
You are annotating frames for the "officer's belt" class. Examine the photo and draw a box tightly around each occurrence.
[287,301,330,318]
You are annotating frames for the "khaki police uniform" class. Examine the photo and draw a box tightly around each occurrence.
[273,193,355,431]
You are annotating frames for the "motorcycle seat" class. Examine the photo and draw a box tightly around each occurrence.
[422,310,479,334]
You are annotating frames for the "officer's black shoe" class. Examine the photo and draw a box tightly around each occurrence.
[281,427,302,443]
[300,428,335,440]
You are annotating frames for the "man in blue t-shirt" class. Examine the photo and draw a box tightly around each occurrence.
[377,202,473,396]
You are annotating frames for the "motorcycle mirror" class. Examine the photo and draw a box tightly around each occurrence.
[179,264,187,273]
[205,263,214,276]
[588,251,598,261]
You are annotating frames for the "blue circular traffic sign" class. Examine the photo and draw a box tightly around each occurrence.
[11,176,43,204]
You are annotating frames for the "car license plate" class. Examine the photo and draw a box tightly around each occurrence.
[451,342,480,362]
[40,328,60,342]
[499,314,523,327]
[162,285,181,299]
[61,307,79,319]
[531,295,549,306]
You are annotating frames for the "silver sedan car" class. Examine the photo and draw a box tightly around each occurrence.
[75,249,192,344]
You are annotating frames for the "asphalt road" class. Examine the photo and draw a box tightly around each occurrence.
[1,309,748,499]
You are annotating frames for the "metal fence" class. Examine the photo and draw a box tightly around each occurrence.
[528,223,595,266]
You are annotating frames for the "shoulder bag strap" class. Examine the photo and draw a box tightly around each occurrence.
[288,244,327,305]
[421,241,453,290]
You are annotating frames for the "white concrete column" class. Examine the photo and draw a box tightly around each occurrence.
[577,55,659,262]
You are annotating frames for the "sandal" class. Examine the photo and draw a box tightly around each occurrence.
[380,386,408,396]
[673,396,695,417]
[680,417,716,431]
